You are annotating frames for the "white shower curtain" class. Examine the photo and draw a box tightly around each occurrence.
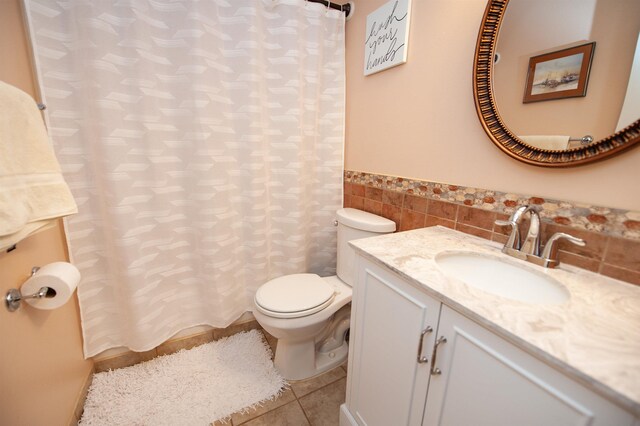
[25,0,345,357]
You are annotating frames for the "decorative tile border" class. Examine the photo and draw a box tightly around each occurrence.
[345,170,640,240]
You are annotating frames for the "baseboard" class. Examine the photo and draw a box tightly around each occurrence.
[68,366,95,426]
[340,403,358,426]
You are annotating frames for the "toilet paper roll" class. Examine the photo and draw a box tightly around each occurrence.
[21,262,81,310]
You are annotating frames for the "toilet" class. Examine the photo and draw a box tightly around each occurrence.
[253,208,396,380]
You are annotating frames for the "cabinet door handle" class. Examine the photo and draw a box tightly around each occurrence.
[430,336,447,375]
[417,326,433,363]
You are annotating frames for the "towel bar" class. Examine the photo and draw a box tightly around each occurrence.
[569,135,593,144]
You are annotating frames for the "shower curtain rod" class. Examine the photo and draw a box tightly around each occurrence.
[307,0,352,18]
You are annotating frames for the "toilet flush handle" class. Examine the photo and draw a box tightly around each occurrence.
[334,220,338,226]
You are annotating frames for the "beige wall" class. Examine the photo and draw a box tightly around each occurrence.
[494,0,640,141]
[344,0,640,212]
[0,1,93,425]
[7,1,637,424]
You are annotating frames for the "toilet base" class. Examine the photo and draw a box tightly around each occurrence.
[274,338,349,381]
[315,340,349,376]
[273,303,351,381]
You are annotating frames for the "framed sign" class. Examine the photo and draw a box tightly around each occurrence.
[364,0,412,76]
[523,42,596,103]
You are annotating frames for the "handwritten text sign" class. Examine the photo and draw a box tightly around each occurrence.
[364,0,412,76]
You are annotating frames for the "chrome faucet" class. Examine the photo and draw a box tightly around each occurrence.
[495,205,585,268]
[495,205,541,260]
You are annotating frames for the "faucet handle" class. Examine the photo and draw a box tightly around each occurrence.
[541,232,586,265]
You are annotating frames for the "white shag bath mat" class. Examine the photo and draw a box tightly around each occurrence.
[79,329,287,426]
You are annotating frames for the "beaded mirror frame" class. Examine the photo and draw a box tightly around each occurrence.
[473,0,640,167]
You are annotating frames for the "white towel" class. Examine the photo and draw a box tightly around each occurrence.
[0,80,77,250]
[518,135,570,151]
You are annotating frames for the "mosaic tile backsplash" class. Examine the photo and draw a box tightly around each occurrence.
[344,170,640,285]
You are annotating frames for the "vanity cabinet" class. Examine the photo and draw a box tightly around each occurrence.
[344,256,441,426]
[424,305,633,426]
[341,256,636,426]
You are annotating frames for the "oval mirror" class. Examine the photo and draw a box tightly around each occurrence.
[473,0,640,167]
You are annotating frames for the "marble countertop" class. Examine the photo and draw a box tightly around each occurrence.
[350,226,640,415]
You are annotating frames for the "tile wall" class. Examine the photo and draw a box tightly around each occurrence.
[344,170,640,285]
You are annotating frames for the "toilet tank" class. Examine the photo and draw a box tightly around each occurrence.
[336,208,396,287]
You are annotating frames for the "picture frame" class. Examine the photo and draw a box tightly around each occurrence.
[364,0,412,76]
[523,42,596,103]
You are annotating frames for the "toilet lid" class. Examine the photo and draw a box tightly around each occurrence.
[255,274,335,315]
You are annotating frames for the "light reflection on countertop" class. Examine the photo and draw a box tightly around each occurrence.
[350,226,640,415]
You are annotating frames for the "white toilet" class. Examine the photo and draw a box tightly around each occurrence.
[253,208,396,380]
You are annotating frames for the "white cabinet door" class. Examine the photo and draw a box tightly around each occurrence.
[423,305,635,426]
[346,257,441,426]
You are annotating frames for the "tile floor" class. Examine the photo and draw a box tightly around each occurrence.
[213,363,347,426]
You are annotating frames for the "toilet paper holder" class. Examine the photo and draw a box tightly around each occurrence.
[4,267,55,312]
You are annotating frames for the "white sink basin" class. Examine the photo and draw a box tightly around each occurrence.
[435,251,569,304]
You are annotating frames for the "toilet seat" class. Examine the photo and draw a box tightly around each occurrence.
[255,273,336,319]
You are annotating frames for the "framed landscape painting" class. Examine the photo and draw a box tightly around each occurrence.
[523,42,596,103]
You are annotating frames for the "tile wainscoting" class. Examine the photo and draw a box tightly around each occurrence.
[344,170,640,285]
